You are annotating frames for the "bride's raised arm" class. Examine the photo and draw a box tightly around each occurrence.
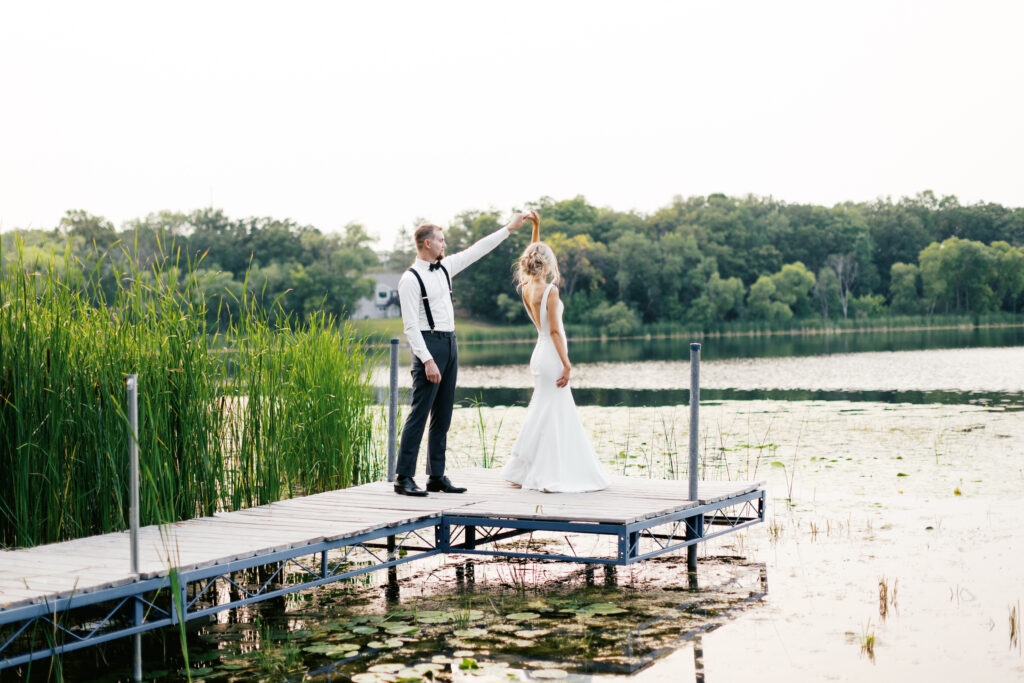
[528,210,540,243]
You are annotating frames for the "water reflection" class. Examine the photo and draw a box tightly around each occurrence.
[456,325,1024,367]
[455,386,1024,409]
[297,557,768,681]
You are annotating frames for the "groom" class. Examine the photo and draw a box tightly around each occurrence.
[394,212,530,496]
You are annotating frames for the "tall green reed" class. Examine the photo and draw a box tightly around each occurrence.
[0,235,382,549]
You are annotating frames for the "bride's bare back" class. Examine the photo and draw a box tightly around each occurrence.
[522,280,548,330]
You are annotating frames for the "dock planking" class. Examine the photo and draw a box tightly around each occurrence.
[0,468,762,611]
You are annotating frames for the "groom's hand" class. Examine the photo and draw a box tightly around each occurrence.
[424,359,441,383]
[506,212,530,232]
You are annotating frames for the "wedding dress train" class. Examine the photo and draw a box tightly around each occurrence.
[502,283,610,493]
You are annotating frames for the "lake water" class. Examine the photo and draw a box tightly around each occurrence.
[51,326,1024,681]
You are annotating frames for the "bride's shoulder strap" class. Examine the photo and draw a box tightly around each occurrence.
[541,281,556,309]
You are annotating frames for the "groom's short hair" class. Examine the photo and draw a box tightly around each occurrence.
[414,223,441,249]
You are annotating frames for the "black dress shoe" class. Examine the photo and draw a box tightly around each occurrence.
[426,475,467,494]
[394,475,428,497]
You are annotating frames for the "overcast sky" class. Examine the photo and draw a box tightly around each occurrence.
[2,1,1022,248]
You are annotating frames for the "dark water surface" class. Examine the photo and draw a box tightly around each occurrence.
[455,325,1024,367]
[453,386,1024,409]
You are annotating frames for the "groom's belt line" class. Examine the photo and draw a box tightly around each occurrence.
[421,330,455,338]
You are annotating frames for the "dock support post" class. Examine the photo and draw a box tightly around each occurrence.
[387,339,399,483]
[127,374,142,683]
[386,339,399,567]
[688,342,701,573]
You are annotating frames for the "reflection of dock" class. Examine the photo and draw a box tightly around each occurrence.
[0,468,764,670]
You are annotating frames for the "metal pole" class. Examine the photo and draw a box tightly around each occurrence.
[688,343,701,573]
[126,374,142,682]
[387,338,399,483]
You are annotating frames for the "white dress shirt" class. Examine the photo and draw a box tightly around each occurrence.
[398,226,511,363]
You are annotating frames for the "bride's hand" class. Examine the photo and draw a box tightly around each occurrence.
[556,365,570,388]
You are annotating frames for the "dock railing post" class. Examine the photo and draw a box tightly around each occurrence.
[688,343,701,573]
[387,338,399,483]
[126,374,142,682]
[386,339,399,563]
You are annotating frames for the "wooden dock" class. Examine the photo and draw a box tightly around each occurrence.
[0,467,764,669]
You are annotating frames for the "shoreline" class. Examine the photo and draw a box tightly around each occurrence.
[363,320,1024,347]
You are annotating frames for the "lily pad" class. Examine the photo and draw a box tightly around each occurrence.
[351,674,395,683]
[514,629,550,638]
[417,614,452,624]
[533,669,569,679]
[352,625,379,635]
[330,632,359,641]
[367,638,404,649]
[588,602,626,613]
[333,642,361,651]
[368,663,406,674]
[412,662,446,673]
[506,612,540,621]
[459,657,480,670]
[385,624,419,636]
[453,627,488,638]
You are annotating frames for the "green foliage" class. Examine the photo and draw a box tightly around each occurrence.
[0,237,381,549]
[889,262,921,314]
[851,293,886,318]
[581,301,641,336]
[4,191,1024,334]
[2,208,378,329]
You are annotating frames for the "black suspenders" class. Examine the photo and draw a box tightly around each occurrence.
[408,264,452,332]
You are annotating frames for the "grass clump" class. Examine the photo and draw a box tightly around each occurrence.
[0,235,382,548]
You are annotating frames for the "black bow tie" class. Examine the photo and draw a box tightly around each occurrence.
[429,261,443,271]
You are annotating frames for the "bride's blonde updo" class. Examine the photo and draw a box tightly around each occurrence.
[516,242,560,291]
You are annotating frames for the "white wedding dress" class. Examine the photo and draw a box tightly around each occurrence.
[502,283,610,492]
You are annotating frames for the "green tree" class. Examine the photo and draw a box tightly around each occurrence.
[990,241,1024,312]
[59,209,117,251]
[851,294,886,318]
[688,272,745,326]
[770,262,816,318]
[812,267,841,319]
[546,232,605,298]
[888,262,920,314]
[746,275,792,323]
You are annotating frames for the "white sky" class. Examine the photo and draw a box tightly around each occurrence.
[2,1,1022,248]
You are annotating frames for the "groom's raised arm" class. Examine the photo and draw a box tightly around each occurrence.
[444,213,528,277]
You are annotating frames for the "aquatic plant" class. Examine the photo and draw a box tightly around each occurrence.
[0,235,382,548]
[878,575,898,620]
[1011,601,1021,652]
[469,397,505,469]
[860,619,876,661]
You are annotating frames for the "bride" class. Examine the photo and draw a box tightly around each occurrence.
[501,211,610,493]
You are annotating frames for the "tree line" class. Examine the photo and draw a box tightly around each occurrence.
[1,208,379,329]
[408,192,1024,332]
[3,191,1024,332]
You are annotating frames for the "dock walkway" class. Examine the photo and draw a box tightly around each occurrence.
[0,468,764,669]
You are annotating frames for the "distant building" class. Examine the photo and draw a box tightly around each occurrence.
[352,272,402,319]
